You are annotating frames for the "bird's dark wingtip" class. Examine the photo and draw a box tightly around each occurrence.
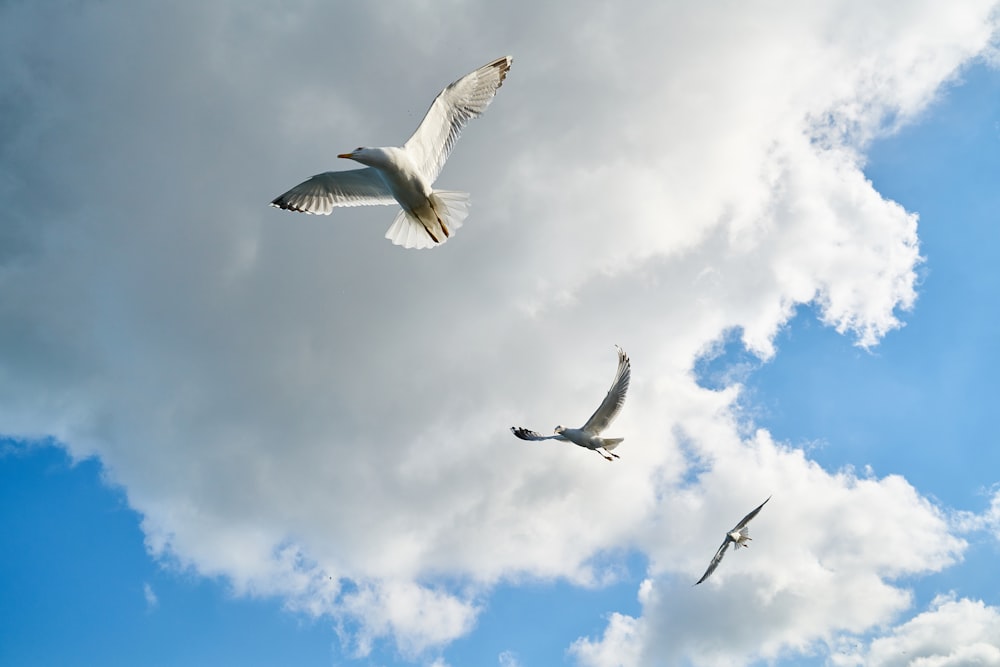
[490,55,513,87]
[269,198,313,214]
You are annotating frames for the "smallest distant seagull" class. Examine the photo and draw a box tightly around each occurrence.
[511,346,631,462]
[695,496,771,585]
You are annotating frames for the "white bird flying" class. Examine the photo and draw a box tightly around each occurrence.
[511,346,631,462]
[270,56,512,249]
[695,496,771,585]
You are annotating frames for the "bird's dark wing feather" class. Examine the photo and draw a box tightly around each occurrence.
[510,427,565,442]
[695,538,732,585]
[733,495,771,531]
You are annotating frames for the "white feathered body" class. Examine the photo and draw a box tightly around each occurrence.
[349,147,470,248]
[728,526,751,548]
[555,427,624,453]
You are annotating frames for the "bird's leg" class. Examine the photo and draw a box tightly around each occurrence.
[429,201,450,238]
[423,222,441,243]
[437,213,451,238]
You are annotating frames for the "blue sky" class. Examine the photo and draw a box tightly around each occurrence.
[3,2,1000,666]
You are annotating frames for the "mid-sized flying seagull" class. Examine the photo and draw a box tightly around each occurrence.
[270,56,512,249]
[510,346,631,462]
[695,495,771,585]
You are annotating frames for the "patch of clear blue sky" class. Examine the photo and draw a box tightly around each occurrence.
[0,445,334,667]
[1,62,997,666]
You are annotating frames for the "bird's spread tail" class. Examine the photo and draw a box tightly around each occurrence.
[601,437,624,451]
[384,190,470,249]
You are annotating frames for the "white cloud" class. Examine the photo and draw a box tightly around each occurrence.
[143,582,159,611]
[832,595,1000,667]
[0,0,997,660]
[570,612,642,667]
[498,650,522,667]
[335,580,480,659]
[570,428,965,667]
[952,486,1000,541]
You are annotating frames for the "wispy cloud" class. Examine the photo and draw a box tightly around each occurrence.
[951,486,1000,541]
[498,650,521,667]
[143,582,158,611]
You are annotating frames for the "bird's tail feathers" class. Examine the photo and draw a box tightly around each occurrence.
[384,190,470,249]
[601,437,625,451]
[385,210,434,249]
[432,190,470,229]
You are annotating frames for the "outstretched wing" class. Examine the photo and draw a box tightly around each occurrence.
[581,346,631,434]
[732,496,771,531]
[695,538,732,585]
[403,56,512,184]
[270,168,396,214]
[510,427,566,442]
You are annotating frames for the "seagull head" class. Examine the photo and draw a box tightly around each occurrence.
[554,425,566,434]
[338,147,386,167]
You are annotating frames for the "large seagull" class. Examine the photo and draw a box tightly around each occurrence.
[511,346,631,462]
[270,56,513,249]
[695,496,771,585]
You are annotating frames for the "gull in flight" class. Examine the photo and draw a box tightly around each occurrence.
[695,496,771,585]
[270,56,512,249]
[511,346,631,462]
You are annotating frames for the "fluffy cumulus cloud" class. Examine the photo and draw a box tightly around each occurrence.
[571,430,966,666]
[334,580,480,659]
[1,0,998,661]
[832,595,1000,666]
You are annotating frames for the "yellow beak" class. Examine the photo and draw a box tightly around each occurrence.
[337,152,353,159]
